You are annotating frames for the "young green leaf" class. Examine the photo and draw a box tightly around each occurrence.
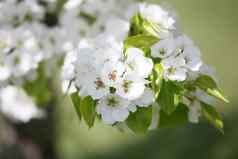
[70,92,81,120]
[129,14,144,36]
[157,80,183,115]
[159,103,189,128]
[195,75,229,103]
[126,107,152,134]
[201,102,224,133]
[129,13,160,38]
[125,34,159,51]
[142,20,160,38]
[80,96,97,128]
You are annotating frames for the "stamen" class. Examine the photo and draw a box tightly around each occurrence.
[94,77,105,89]
[108,70,117,81]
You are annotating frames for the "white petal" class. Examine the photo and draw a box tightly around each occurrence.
[164,67,187,81]
[151,38,175,58]
[0,86,44,123]
[0,66,11,81]
[133,88,154,107]
[188,100,201,123]
[112,107,129,122]
[104,17,130,41]
[183,46,202,71]
[117,79,145,100]
[101,61,125,86]
[126,47,153,77]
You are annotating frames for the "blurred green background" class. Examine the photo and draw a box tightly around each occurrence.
[56,0,238,159]
[1,0,238,159]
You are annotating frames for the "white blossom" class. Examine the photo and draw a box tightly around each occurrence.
[125,48,153,78]
[151,38,175,58]
[116,74,147,100]
[174,35,202,72]
[96,94,130,124]
[0,86,44,123]
[132,88,155,107]
[161,55,187,81]
[152,35,202,81]
[139,3,176,38]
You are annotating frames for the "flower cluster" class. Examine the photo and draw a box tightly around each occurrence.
[62,2,228,133]
[0,0,134,123]
[65,37,154,124]
[0,0,227,133]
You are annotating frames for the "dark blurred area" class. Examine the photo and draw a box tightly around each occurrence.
[0,0,238,159]
[84,111,238,159]
[1,108,238,159]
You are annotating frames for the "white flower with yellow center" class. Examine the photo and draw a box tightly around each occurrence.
[151,35,202,81]
[96,94,130,124]
[101,61,126,87]
[139,3,176,38]
[125,47,153,78]
[174,35,202,72]
[161,55,187,81]
[74,47,109,99]
[151,38,175,58]
[116,74,147,100]
[112,47,153,100]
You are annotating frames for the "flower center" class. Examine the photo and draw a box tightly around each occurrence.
[159,48,166,56]
[123,80,133,93]
[168,67,176,74]
[107,96,119,107]
[175,47,184,56]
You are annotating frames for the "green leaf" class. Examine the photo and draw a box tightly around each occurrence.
[159,103,189,128]
[23,62,52,106]
[129,14,144,36]
[80,96,96,128]
[201,102,224,133]
[207,89,229,103]
[129,13,161,38]
[142,20,160,38]
[157,80,183,115]
[125,34,159,52]
[70,92,81,120]
[195,75,229,103]
[126,107,152,134]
